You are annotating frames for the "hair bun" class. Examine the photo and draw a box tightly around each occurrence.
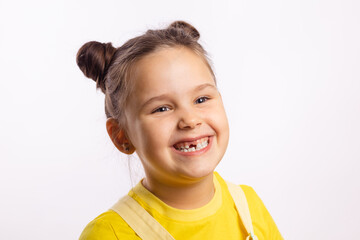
[76,41,116,93]
[168,21,200,41]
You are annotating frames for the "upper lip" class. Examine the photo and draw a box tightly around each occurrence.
[172,134,212,146]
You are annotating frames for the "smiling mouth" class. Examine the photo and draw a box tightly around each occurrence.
[173,137,209,152]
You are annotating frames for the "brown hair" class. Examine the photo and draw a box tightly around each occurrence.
[76,21,215,126]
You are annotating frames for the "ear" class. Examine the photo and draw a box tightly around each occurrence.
[106,118,135,154]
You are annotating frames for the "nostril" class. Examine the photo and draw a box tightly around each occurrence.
[178,118,202,129]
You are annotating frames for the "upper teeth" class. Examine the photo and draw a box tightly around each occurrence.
[175,137,209,152]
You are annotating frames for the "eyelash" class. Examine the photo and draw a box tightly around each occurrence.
[195,96,210,104]
[152,106,170,113]
[151,96,210,114]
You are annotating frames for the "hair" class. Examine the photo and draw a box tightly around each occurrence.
[76,20,215,127]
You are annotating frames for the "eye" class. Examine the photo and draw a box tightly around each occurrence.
[152,106,170,113]
[195,96,210,104]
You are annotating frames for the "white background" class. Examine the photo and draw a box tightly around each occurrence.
[1,0,359,239]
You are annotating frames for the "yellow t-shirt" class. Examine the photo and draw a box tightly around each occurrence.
[79,172,283,239]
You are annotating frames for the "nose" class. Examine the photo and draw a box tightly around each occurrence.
[178,108,202,130]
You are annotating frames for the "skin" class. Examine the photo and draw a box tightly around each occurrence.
[106,46,229,209]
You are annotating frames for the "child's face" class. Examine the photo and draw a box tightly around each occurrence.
[125,47,229,185]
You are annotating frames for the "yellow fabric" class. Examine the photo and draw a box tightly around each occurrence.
[226,181,256,239]
[110,195,175,240]
[79,172,283,240]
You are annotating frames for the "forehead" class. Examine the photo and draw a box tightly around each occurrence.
[131,47,215,99]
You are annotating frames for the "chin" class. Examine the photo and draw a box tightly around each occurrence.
[178,162,218,181]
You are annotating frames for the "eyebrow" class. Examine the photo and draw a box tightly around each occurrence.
[141,83,218,109]
[194,83,218,92]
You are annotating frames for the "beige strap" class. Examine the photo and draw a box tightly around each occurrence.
[226,181,258,240]
[110,195,175,240]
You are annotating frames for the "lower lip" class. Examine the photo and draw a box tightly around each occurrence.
[172,136,213,156]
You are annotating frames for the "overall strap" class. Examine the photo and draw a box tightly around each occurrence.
[110,195,175,240]
[226,181,258,240]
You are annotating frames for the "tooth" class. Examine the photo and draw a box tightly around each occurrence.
[176,138,209,152]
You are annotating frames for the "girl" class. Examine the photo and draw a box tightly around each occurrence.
[76,21,283,240]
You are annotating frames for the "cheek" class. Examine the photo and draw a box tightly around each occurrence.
[210,105,229,139]
[135,117,174,151]
[207,102,229,125]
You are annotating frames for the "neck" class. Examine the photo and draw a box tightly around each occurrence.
[142,173,215,210]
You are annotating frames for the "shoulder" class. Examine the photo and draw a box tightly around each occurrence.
[239,185,270,219]
[239,185,284,240]
[79,210,139,240]
[239,185,263,206]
